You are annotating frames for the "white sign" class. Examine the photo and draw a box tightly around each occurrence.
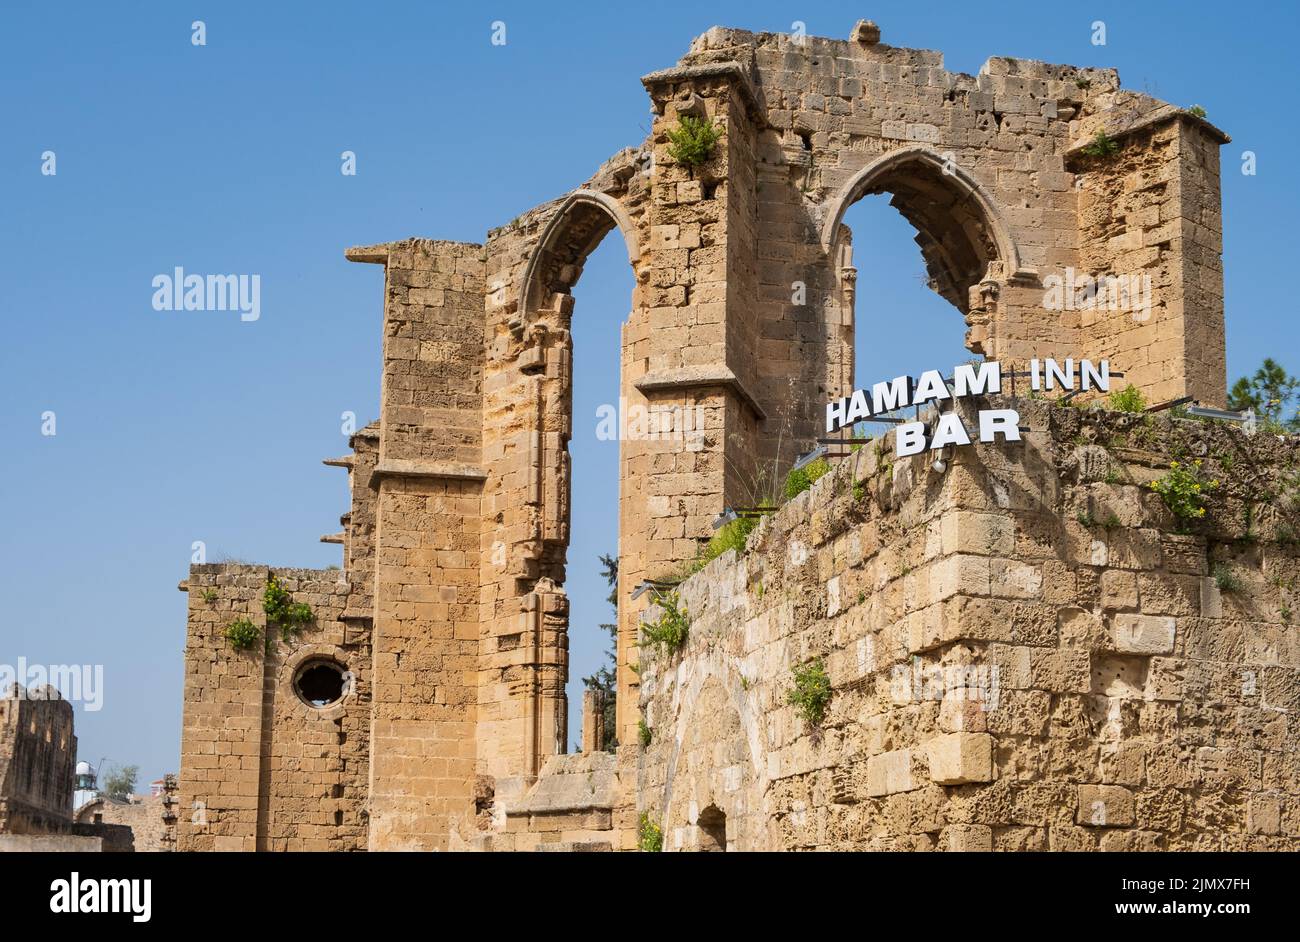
[826,358,1110,458]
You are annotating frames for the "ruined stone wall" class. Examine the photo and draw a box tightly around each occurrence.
[346,239,486,850]
[700,28,1094,453]
[0,688,75,835]
[1071,102,1228,405]
[76,794,169,851]
[462,751,625,852]
[637,399,1299,850]
[173,20,1236,852]
[341,424,379,593]
[177,565,370,851]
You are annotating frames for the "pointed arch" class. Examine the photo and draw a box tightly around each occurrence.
[518,188,641,322]
[819,145,1024,312]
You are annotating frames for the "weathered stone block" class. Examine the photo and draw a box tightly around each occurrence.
[1247,794,1281,835]
[1076,785,1135,827]
[945,823,993,851]
[941,511,1014,556]
[1111,614,1175,654]
[927,733,994,785]
[866,749,916,797]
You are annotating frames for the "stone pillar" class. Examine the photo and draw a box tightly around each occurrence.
[347,238,486,851]
[582,688,607,753]
[616,62,769,746]
[1070,111,1229,406]
[475,297,575,789]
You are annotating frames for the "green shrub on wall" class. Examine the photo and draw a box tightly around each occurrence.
[263,575,313,641]
[699,515,757,568]
[666,114,722,167]
[1081,130,1120,158]
[784,457,829,500]
[1213,563,1242,593]
[1148,459,1219,527]
[224,618,261,652]
[638,812,664,852]
[786,658,832,727]
[1107,384,1147,413]
[640,591,689,656]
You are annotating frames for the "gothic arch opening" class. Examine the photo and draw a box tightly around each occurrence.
[519,190,641,324]
[821,147,1021,397]
[821,147,1020,302]
[520,191,640,754]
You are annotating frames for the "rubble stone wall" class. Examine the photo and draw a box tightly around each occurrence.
[637,399,1299,850]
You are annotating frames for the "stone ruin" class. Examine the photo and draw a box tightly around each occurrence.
[0,685,77,836]
[0,685,145,851]
[173,21,1290,852]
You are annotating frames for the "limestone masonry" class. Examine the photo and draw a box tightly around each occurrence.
[0,686,147,850]
[176,22,1298,851]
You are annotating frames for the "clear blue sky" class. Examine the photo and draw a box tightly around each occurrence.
[1,1,1295,780]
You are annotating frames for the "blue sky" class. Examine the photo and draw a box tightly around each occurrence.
[1,1,1295,781]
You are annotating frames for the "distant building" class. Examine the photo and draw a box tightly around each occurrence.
[73,778,177,853]
[0,684,176,851]
[73,760,98,813]
[0,684,76,835]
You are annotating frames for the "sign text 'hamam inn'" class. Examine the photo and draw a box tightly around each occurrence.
[827,358,1113,456]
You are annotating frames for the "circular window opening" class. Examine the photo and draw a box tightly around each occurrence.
[294,661,348,708]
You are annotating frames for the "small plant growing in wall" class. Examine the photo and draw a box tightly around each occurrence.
[666,114,722,168]
[200,588,218,605]
[263,575,314,642]
[697,514,760,570]
[224,617,261,652]
[640,591,690,656]
[1107,384,1147,413]
[638,812,664,852]
[1186,104,1207,118]
[638,719,652,748]
[1213,563,1242,594]
[784,457,830,499]
[1148,459,1218,529]
[1081,130,1120,158]
[786,657,832,727]
[638,813,664,852]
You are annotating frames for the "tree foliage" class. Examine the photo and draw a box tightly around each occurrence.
[102,763,138,801]
[1228,358,1299,432]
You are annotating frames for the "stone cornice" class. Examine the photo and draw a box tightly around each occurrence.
[635,365,767,420]
[641,61,766,128]
[372,457,488,483]
[1066,103,1230,158]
